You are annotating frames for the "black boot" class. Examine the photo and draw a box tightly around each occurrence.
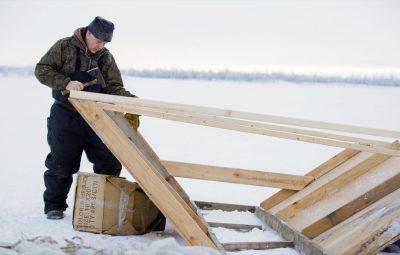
[46,210,65,220]
[382,239,400,253]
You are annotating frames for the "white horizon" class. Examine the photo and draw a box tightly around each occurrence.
[1,0,399,71]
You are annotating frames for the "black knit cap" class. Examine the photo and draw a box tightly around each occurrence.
[87,16,114,42]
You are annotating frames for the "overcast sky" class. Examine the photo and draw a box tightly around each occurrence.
[1,0,399,72]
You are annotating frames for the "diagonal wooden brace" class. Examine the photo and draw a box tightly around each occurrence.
[69,98,217,249]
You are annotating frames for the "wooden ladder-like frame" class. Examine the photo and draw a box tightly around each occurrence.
[69,91,400,254]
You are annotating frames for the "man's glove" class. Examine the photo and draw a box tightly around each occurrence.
[124,113,140,130]
[66,80,84,91]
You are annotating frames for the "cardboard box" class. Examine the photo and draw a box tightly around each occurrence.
[73,172,165,235]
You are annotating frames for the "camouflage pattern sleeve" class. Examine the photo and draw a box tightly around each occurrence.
[101,51,134,97]
[35,39,71,90]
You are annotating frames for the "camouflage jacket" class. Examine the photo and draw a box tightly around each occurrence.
[35,27,133,97]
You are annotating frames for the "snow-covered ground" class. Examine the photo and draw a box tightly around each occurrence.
[1,1,399,253]
[0,74,399,254]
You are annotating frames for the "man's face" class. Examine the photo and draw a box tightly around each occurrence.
[86,31,107,54]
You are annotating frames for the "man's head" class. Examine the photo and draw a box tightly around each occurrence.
[88,16,114,42]
[86,16,114,54]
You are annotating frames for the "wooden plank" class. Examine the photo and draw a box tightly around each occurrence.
[70,90,400,138]
[222,241,294,251]
[109,105,389,149]
[314,188,400,255]
[162,160,313,190]
[268,151,374,215]
[69,99,215,248]
[141,107,388,148]
[208,222,262,231]
[195,201,256,212]
[290,156,400,238]
[275,151,393,221]
[260,148,360,210]
[255,207,328,255]
[97,102,400,156]
[105,111,193,207]
[70,92,396,154]
[306,148,361,179]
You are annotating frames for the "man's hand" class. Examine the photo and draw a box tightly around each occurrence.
[124,113,140,130]
[66,80,84,91]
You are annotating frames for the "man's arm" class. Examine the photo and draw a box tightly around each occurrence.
[35,40,71,90]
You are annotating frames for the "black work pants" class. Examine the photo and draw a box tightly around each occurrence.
[43,103,121,213]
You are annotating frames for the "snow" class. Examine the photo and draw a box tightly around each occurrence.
[202,210,263,226]
[213,228,282,244]
[2,237,220,255]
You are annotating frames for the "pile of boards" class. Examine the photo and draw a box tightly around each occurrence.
[260,145,400,255]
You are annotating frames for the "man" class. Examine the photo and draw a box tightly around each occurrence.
[35,16,139,220]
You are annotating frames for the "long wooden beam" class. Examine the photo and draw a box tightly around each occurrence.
[96,102,400,156]
[69,99,216,249]
[70,91,400,138]
[69,92,399,155]
[102,104,389,149]
[222,241,294,251]
[162,160,313,190]
[255,207,328,255]
[194,201,256,212]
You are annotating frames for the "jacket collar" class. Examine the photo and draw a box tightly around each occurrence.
[71,27,106,57]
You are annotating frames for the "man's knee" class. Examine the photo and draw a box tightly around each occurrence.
[93,162,122,176]
[45,152,81,176]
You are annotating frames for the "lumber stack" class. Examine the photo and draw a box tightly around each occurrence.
[69,91,400,254]
[262,145,400,254]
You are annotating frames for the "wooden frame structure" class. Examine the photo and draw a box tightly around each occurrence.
[69,91,400,254]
